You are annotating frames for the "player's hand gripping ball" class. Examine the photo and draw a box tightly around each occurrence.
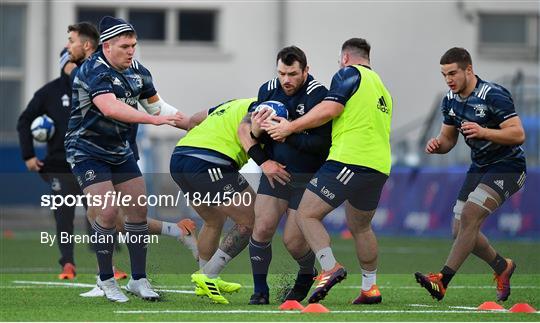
[254,101,289,120]
[31,115,55,142]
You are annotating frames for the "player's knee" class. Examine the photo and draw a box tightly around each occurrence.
[97,207,120,227]
[466,187,500,214]
[253,223,275,241]
[282,234,306,254]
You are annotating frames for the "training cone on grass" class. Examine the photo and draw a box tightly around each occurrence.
[509,303,537,313]
[477,301,505,311]
[279,300,304,311]
[302,303,330,313]
[340,229,353,240]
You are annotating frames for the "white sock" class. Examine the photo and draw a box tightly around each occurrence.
[202,249,232,278]
[198,257,208,270]
[315,247,337,271]
[161,221,182,237]
[361,268,377,291]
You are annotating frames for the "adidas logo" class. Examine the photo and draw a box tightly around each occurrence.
[310,177,318,187]
[494,179,504,190]
[112,77,122,86]
[250,256,263,262]
[448,108,456,117]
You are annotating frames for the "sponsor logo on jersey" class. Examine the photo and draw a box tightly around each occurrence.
[113,77,122,86]
[448,108,456,117]
[494,179,504,190]
[223,184,235,193]
[310,177,318,187]
[85,170,96,182]
[473,104,487,118]
[61,94,70,107]
[296,104,305,115]
[320,186,335,200]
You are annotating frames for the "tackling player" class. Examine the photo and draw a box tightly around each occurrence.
[267,38,392,304]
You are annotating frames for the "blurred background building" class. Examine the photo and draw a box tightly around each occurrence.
[1,0,539,238]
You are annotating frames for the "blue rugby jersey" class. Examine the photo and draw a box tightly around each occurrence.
[440,76,525,167]
[253,74,330,175]
[65,51,156,165]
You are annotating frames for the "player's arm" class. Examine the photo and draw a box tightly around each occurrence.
[279,85,332,153]
[187,110,209,130]
[139,94,189,130]
[238,113,290,188]
[425,124,459,154]
[93,93,181,126]
[461,116,525,145]
[16,89,47,171]
[266,67,359,140]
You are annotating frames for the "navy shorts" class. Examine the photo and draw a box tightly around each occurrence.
[257,174,310,210]
[306,160,388,211]
[457,159,526,202]
[71,156,141,190]
[169,152,249,204]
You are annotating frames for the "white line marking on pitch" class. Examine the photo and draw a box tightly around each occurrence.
[114,309,525,314]
[11,281,194,294]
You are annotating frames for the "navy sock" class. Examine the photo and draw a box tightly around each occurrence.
[489,254,507,275]
[441,265,456,288]
[92,222,115,281]
[249,237,272,294]
[295,250,316,285]
[124,221,149,280]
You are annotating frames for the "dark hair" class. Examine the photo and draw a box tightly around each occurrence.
[440,47,472,70]
[341,38,370,60]
[276,46,307,71]
[67,22,99,50]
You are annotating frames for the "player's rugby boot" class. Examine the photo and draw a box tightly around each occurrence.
[97,277,129,303]
[414,272,446,301]
[352,284,382,304]
[195,277,241,296]
[191,272,229,304]
[248,292,269,305]
[308,263,347,303]
[493,258,516,302]
[282,268,318,302]
[177,219,199,260]
[58,263,76,280]
[126,277,160,301]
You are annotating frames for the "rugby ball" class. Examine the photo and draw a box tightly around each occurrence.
[254,101,288,119]
[31,115,55,142]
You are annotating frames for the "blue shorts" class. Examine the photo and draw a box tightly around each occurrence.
[306,160,388,211]
[457,159,526,202]
[70,156,141,190]
[169,150,249,203]
[257,174,309,210]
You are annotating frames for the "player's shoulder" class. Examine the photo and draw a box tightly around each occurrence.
[129,59,151,75]
[82,52,111,77]
[259,77,279,94]
[475,78,511,102]
[305,74,327,95]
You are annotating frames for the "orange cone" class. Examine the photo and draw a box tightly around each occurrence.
[477,301,505,311]
[509,303,537,313]
[302,303,330,313]
[3,230,14,239]
[340,229,353,240]
[279,300,304,310]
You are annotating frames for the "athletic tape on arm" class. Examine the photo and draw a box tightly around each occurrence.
[140,97,179,116]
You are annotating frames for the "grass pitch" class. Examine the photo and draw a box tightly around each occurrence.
[1,231,538,321]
